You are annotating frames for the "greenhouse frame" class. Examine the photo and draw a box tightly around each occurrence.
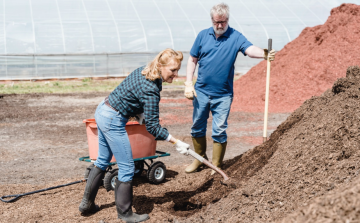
[0,0,359,80]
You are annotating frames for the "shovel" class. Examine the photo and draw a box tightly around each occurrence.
[187,148,229,181]
[187,149,239,188]
[263,38,272,143]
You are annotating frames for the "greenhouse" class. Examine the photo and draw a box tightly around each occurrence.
[0,0,359,80]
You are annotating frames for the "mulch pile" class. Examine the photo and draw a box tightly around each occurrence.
[231,3,360,113]
[279,176,360,222]
[184,65,360,222]
[3,65,359,222]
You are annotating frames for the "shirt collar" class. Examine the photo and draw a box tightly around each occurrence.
[209,25,231,38]
[156,77,163,91]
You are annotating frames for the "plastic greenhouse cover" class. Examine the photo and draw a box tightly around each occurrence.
[0,0,359,80]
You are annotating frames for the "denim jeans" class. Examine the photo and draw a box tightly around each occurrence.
[93,100,134,182]
[191,90,233,143]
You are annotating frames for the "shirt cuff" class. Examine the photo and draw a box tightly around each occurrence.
[166,134,172,142]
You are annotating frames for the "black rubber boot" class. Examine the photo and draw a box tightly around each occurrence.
[115,179,149,222]
[79,165,105,214]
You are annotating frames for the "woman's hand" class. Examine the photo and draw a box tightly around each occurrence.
[173,140,190,155]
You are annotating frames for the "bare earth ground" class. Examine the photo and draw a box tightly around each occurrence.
[0,90,288,223]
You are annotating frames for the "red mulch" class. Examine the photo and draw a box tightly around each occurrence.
[232,3,360,113]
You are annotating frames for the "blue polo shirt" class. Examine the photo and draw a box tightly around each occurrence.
[190,26,253,96]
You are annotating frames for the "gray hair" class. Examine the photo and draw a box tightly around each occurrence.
[210,3,229,19]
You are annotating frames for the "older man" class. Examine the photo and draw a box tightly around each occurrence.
[184,2,275,174]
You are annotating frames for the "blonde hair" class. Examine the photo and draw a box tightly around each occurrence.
[142,48,183,81]
[210,3,229,19]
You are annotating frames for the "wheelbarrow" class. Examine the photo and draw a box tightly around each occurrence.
[81,119,170,191]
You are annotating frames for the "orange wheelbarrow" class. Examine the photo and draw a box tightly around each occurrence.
[79,119,170,191]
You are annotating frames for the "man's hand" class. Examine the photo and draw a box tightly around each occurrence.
[184,81,197,100]
[263,49,276,61]
[174,140,190,155]
[136,113,145,125]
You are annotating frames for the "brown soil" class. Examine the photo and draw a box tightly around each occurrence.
[0,86,287,222]
[2,66,360,222]
[279,175,360,223]
[232,3,360,113]
[184,65,360,222]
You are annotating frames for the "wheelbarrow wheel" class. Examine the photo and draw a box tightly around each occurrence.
[103,168,118,192]
[84,163,104,186]
[147,161,166,184]
[134,161,144,177]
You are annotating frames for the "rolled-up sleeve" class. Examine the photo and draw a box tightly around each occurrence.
[140,87,169,140]
[238,33,253,56]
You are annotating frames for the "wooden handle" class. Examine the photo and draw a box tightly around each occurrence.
[263,38,272,142]
[187,149,229,181]
[203,159,230,181]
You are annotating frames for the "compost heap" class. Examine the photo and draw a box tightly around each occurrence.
[232,3,360,113]
[180,65,360,222]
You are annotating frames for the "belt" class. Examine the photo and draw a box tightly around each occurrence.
[104,97,130,119]
[104,96,118,112]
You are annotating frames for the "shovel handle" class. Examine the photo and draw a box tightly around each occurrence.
[268,38,272,51]
[187,149,205,162]
[187,149,230,181]
[263,38,272,142]
[203,159,230,181]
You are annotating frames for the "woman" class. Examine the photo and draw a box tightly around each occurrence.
[79,49,189,222]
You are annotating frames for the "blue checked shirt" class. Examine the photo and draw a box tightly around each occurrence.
[108,66,169,140]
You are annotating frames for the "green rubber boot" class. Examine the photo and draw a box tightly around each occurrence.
[211,141,227,175]
[185,137,208,173]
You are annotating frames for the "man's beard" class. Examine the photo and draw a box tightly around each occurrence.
[213,23,229,35]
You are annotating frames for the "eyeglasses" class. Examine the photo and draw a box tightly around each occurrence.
[212,19,228,25]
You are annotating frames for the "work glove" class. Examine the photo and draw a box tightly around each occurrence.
[136,113,145,125]
[263,49,276,61]
[174,140,189,155]
[184,81,197,100]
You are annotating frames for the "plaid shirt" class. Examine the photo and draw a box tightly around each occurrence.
[108,66,169,140]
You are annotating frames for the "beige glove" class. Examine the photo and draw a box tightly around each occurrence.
[184,81,197,100]
[174,140,190,155]
[263,49,275,61]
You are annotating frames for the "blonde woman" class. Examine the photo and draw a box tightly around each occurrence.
[79,49,189,222]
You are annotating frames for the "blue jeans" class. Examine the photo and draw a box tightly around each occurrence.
[191,90,233,143]
[93,100,134,182]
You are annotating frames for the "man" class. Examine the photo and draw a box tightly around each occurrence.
[184,3,275,174]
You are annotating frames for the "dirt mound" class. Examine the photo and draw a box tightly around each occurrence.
[2,63,360,221]
[278,175,360,222]
[232,3,360,113]
[183,65,360,222]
